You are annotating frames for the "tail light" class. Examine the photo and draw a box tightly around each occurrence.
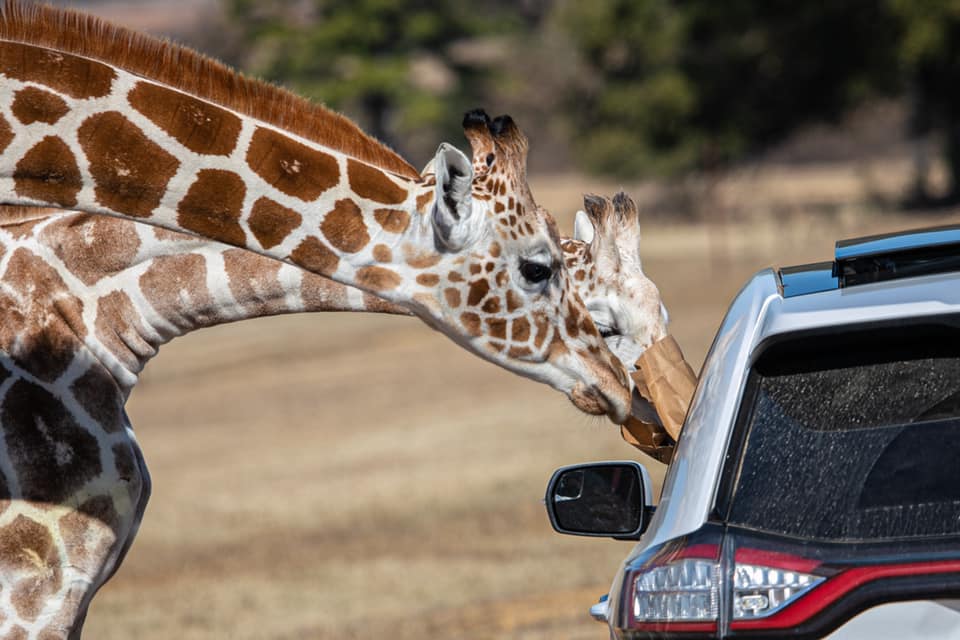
[623,533,960,636]
[625,542,824,633]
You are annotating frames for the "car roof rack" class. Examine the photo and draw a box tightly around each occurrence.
[834,225,960,287]
[778,225,960,298]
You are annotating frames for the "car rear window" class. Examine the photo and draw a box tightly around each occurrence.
[725,323,960,542]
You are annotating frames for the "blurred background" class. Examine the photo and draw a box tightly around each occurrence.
[47,0,960,638]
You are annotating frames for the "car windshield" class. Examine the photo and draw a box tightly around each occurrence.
[725,323,960,542]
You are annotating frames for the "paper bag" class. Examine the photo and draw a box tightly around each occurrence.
[620,335,698,462]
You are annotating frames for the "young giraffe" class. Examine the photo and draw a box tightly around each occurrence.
[0,4,635,637]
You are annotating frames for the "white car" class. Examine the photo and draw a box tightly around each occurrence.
[546,226,960,639]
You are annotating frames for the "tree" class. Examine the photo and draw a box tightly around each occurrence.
[226,0,521,164]
[556,0,900,178]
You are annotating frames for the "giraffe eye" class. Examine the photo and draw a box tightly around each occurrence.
[485,153,495,167]
[598,325,619,339]
[519,260,552,284]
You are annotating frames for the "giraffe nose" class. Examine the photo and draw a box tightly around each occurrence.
[569,379,631,424]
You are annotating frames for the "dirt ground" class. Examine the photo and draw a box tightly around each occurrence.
[83,171,960,639]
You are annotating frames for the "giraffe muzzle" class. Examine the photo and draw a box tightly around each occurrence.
[570,380,631,424]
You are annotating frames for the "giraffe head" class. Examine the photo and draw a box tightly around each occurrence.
[415,110,631,422]
[564,192,669,369]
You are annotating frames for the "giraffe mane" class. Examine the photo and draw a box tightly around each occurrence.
[0,0,420,180]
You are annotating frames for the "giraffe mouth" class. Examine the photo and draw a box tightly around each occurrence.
[570,382,630,424]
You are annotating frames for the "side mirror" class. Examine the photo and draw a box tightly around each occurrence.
[544,461,653,540]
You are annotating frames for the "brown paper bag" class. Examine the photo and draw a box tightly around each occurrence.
[620,335,698,462]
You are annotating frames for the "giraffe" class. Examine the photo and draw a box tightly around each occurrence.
[0,3,638,636]
[0,192,667,637]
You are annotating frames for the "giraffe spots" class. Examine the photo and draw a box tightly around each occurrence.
[460,312,482,337]
[321,199,369,253]
[177,169,247,246]
[223,248,287,317]
[489,242,501,258]
[467,279,490,306]
[247,127,339,201]
[508,345,533,359]
[58,499,118,577]
[416,273,440,287]
[78,111,180,217]
[0,248,86,382]
[415,190,433,213]
[565,303,582,338]
[95,291,154,373]
[0,42,115,99]
[129,81,242,156]
[444,288,461,308]
[69,366,123,435]
[486,317,507,340]
[11,87,69,125]
[291,236,340,275]
[496,270,509,288]
[404,247,442,269]
[248,197,302,250]
[448,271,465,283]
[481,297,501,314]
[356,266,402,291]
[1,381,102,503]
[372,244,392,262]
[13,136,82,207]
[374,208,410,234]
[41,214,141,286]
[511,317,531,342]
[347,158,408,204]
[0,515,62,622]
[494,201,505,213]
[0,112,12,154]
[139,253,215,332]
[533,313,551,349]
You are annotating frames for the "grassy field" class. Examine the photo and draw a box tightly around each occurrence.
[83,168,960,639]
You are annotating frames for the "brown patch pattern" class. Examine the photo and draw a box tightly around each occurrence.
[1,381,102,503]
[372,244,392,262]
[0,248,86,382]
[321,199,369,253]
[355,266,402,291]
[467,279,490,306]
[41,214,141,286]
[460,312,482,337]
[373,208,410,234]
[129,81,242,156]
[0,112,12,154]
[177,169,247,246]
[247,127,339,201]
[69,366,123,434]
[348,159,408,204]
[0,41,115,99]
[444,288,461,308]
[290,237,340,275]
[11,86,69,125]
[94,290,154,373]
[13,136,82,207]
[223,248,287,317]
[139,253,215,332]
[416,273,439,286]
[248,197,302,250]
[78,111,180,217]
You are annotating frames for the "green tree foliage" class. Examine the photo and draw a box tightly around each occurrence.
[226,0,521,163]
[556,0,900,178]
[888,0,960,202]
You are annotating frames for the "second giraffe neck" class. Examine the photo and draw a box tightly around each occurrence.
[1,210,409,392]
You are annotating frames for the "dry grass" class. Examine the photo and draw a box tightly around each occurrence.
[83,168,960,639]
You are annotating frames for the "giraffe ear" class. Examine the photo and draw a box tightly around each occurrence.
[432,143,478,251]
[573,210,595,244]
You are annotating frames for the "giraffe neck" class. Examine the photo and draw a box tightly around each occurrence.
[0,37,438,312]
[0,208,409,392]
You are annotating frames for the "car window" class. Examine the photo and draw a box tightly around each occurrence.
[725,323,960,542]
